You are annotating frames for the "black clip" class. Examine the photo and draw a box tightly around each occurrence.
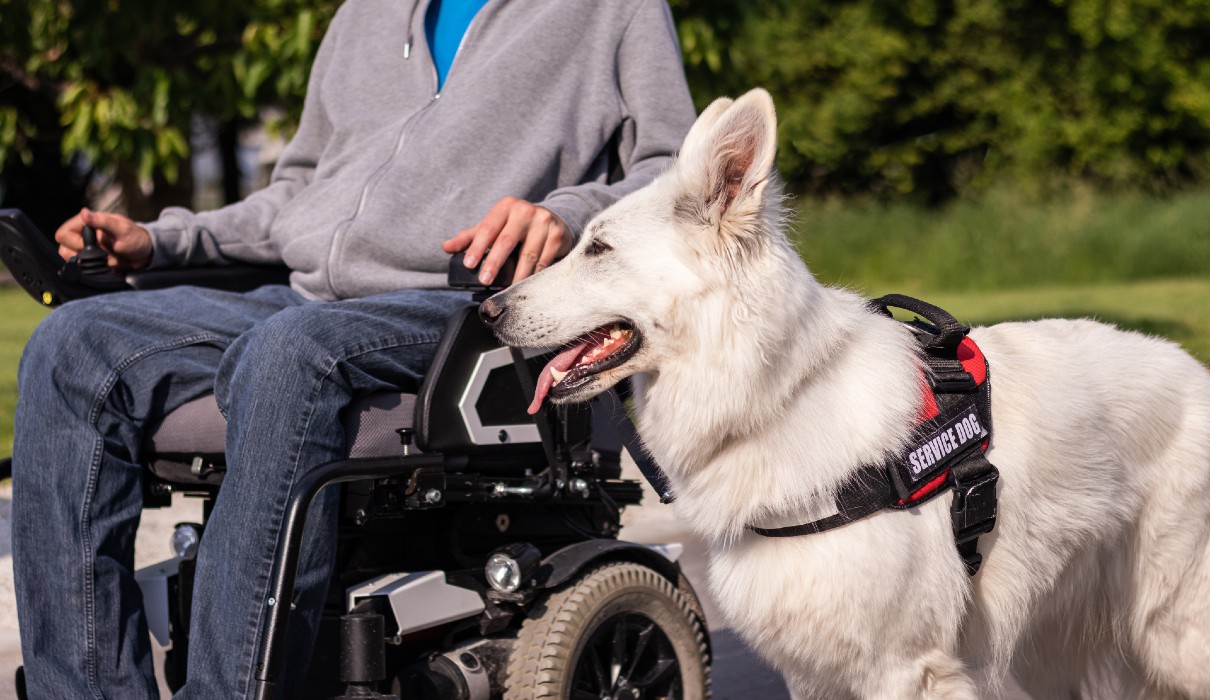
[925,353,978,394]
[929,370,978,394]
[951,464,999,575]
[952,465,998,540]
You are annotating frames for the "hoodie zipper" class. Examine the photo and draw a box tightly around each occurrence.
[325,1,494,297]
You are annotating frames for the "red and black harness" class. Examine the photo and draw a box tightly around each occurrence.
[614,294,1001,576]
[749,294,1000,575]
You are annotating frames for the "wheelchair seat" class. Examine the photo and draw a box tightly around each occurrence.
[144,391,418,486]
[141,304,624,490]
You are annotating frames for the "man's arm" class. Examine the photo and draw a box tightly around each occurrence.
[535,0,696,237]
[138,12,342,269]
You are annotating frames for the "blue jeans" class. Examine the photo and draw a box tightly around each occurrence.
[11,284,469,699]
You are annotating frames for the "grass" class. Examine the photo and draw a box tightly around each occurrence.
[790,186,1210,363]
[1,187,1209,455]
[0,287,49,458]
[793,187,1210,293]
[874,278,1210,363]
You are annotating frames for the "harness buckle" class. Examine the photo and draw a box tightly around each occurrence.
[951,464,999,543]
[928,369,978,394]
[951,464,998,575]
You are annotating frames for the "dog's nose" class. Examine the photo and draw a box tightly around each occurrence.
[478,297,506,327]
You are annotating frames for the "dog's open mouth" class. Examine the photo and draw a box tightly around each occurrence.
[527,322,641,414]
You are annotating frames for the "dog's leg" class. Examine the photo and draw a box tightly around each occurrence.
[1118,425,1210,698]
[1125,534,1210,698]
[866,650,977,700]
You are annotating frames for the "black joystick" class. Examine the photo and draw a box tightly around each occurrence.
[61,223,129,290]
[76,225,110,274]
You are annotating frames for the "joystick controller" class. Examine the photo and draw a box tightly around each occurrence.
[61,223,130,291]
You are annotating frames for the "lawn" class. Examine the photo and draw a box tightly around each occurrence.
[0,287,49,458]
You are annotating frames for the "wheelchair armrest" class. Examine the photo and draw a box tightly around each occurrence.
[446,250,519,294]
[0,208,292,305]
[126,265,292,293]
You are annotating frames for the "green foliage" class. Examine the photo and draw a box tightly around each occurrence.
[0,0,339,182]
[669,0,1210,199]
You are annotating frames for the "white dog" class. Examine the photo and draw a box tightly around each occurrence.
[481,89,1210,699]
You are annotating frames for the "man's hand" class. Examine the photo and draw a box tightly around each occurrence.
[441,196,571,285]
[55,208,153,271]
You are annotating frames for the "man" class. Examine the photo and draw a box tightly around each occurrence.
[11,0,695,697]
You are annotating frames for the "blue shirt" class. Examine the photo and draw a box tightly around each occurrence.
[425,0,490,90]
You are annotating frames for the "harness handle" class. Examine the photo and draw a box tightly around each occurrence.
[871,294,969,353]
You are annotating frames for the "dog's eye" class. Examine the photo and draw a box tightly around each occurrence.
[584,239,612,257]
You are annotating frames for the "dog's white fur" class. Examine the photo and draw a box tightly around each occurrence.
[488,89,1210,699]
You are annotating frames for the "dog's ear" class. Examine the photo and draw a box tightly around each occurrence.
[675,88,778,239]
[679,96,734,164]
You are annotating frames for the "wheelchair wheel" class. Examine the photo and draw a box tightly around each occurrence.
[504,561,710,699]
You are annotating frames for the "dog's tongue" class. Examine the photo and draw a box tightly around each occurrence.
[527,340,592,415]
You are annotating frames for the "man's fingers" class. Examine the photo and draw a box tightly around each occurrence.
[440,227,476,254]
[534,221,567,276]
[80,209,153,269]
[463,197,518,268]
[82,210,134,244]
[511,206,558,283]
[54,212,88,259]
[452,199,569,284]
[512,222,547,283]
[479,206,531,284]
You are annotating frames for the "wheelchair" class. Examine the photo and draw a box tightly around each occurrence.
[0,209,711,700]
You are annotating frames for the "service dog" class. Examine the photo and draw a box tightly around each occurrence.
[481,89,1210,699]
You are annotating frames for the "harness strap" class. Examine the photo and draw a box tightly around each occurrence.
[750,466,890,537]
[751,294,1000,576]
[610,378,676,504]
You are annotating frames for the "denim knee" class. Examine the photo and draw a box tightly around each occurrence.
[18,297,117,402]
[213,304,340,412]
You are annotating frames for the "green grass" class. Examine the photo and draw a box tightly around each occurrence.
[791,187,1210,364]
[878,278,1210,364]
[0,287,50,457]
[794,187,1210,293]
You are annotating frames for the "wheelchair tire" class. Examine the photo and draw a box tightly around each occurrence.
[504,561,710,699]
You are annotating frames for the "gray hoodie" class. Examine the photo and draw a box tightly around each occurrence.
[144,0,696,300]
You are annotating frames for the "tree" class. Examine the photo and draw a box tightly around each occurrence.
[668,0,1210,200]
[0,0,339,229]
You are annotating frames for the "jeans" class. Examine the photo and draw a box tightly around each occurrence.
[11,284,470,699]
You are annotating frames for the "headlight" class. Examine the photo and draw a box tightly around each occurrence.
[484,542,541,593]
[171,523,201,561]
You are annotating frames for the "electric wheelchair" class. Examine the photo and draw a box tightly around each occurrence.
[0,209,711,700]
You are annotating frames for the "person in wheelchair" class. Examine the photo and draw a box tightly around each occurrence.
[10,1,695,697]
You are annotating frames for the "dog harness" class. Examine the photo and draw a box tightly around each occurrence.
[611,294,1000,575]
[749,294,1000,576]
